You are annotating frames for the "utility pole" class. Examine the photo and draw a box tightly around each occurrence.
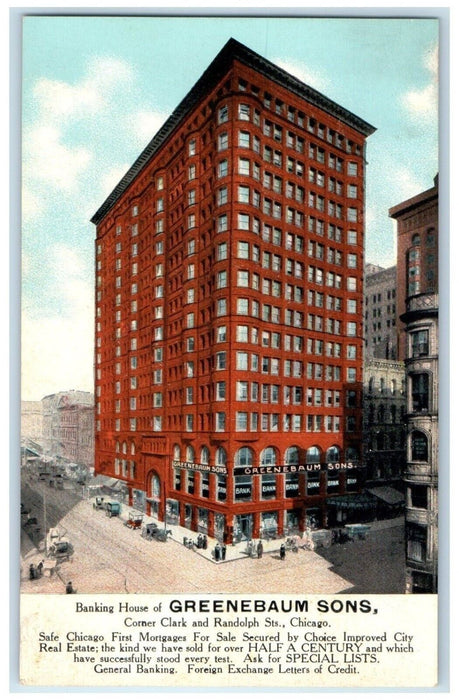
[43,486,48,556]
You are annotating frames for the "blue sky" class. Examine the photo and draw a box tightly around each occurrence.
[19,14,439,400]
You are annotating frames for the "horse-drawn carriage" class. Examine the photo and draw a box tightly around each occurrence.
[105,501,121,518]
[141,522,171,542]
[93,496,105,510]
[125,512,143,529]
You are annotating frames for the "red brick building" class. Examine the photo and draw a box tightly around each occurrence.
[91,39,375,543]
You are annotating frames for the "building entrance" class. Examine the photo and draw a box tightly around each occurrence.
[234,514,253,542]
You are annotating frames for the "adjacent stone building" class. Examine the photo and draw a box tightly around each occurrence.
[362,359,406,488]
[390,176,439,593]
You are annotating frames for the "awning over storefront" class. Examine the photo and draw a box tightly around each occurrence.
[366,487,405,505]
[326,493,378,509]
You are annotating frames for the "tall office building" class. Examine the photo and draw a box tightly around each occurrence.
[364,263,397,359]
[390,176,439,592]
[91,39,375,543]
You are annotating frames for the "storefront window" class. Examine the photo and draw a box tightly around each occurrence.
[327,475,340,494]
[346,472,359,491]
[166,499,179,524]
[307,475,320,495]
[285,509,300,533]
[261,511,278,537]
[285,473,299,497]
[198,508,208,534]
[234,474,252,501]
[261,473,277,500]
[215,513,225,538]
[217,474,227,502]
[201,472,209,498]
[187,471,195,495]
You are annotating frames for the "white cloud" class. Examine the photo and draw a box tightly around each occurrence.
[402,43,438,123]
[274,58,330,93]
[23,56,136,217]
[22,244,94,401]
[24,124,92,193]
[33,77,101,123]
[130,109,169,146]
[32,56,134,126]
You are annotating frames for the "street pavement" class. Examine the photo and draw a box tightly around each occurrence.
[20,477,406,596]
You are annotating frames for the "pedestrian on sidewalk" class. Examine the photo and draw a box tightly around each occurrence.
[29,563,36,580]
[214,543,221,562]
[280,543,286,561]
[66,581,74,594]
[257,540,263,559]
[37,561,44,577]
[221,543,226,561]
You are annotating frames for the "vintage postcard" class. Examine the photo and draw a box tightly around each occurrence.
[17,11,444,690]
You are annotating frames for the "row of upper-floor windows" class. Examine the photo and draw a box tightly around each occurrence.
[98,236,359,279]
[97,212,357,271]
[160,411,359,434]
[212,128,358,176]
[215,98,361,157]
[209,182,359,223]
[368,377,405,394]
[216,156,358,196]
[148,349,354,382]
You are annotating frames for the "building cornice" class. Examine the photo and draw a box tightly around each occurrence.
[91,37,376,226]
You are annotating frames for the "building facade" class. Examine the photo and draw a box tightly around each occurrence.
[390,177,439,593]
[364,264,397,359]
[92,39,375,543]
[21,401,44,445]
[41,390,95,469]
[362,359,406,487]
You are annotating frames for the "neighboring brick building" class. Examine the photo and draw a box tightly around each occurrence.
[91,39,375,542]
[390,176,439,593]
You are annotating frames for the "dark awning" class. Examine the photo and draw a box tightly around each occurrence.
[366,487,405,505]
[326,493,378,509]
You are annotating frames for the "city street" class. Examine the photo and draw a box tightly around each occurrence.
[20,475,406,596]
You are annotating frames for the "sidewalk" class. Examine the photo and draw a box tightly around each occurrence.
[117,505,281,564]
[115,504,405,565]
